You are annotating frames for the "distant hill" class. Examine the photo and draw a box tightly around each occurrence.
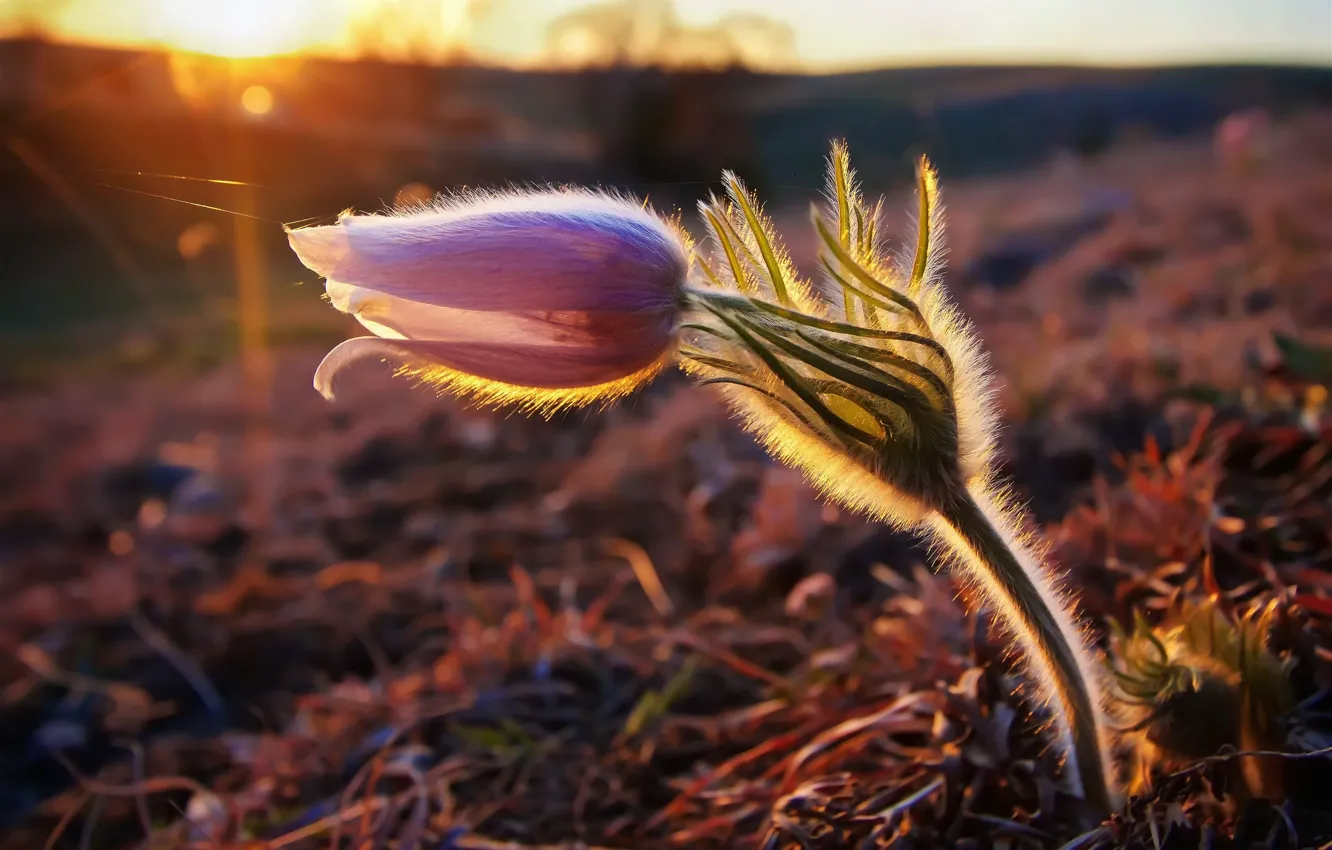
[741,64,1332,189]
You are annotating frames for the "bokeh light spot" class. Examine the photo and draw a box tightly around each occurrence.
[178,221,221,259]
[241,84,274,116]
[109,530,135,556]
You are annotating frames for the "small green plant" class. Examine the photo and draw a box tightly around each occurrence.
[1107,596,1293,800]
[290,141,1120,817]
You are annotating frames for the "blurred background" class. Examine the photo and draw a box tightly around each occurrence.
[2,0,1330,364]
[1,2,1331,848]
[3,0,1330,362]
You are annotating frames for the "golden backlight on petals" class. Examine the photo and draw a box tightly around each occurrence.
[312,338,678,413]
[397,349,676,417]
[240,85,274,115]
[296,186,690,412]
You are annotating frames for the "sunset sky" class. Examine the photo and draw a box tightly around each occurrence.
[8,0,1331,69]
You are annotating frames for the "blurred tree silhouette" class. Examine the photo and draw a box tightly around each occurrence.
[547,0,783,201]
[1073,104,1115,160]
[545,0,793,70]
[577,67,767,200]
[346,0,491,64]
[0,0,72,37]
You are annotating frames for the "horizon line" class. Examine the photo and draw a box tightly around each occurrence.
[3,33,1329,76]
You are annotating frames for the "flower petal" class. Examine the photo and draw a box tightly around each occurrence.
[313,334,673,401]
[288,200,686,315]
[325,281,676,350]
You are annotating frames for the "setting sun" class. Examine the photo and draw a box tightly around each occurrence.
[146,0,330,58]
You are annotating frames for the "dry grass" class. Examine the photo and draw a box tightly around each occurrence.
[2,116,1332,849]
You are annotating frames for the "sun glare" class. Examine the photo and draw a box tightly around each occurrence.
[149,0,331,59]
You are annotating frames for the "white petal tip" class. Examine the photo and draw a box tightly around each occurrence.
[313,366,338,400]
[313,336,393,401]
[287,224,350,278]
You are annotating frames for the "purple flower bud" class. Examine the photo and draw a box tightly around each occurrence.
[288,189,689,407]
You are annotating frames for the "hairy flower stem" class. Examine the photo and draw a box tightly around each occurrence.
[927,488,1113,818]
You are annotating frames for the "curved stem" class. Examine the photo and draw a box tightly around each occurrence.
[928,489,1114,818]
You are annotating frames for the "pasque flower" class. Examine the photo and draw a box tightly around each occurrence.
[292,147,1120,819]
[288,189,689,411]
